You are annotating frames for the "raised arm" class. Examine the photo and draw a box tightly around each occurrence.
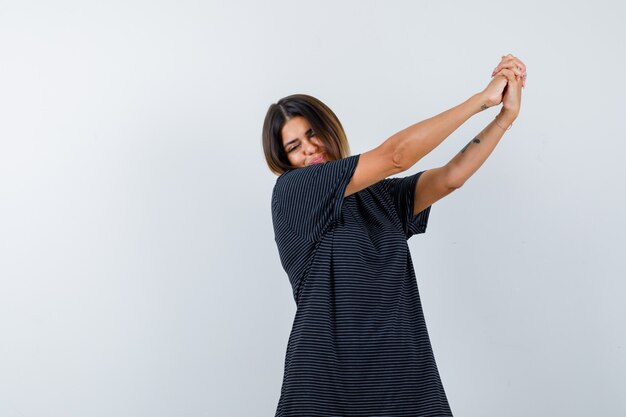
[345,91,495,197]
[413,54,526,215]
[390,92,495,172]
[345,55,525,199]
[412,108,517,215]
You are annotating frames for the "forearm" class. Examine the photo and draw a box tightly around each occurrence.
[391,93,492,170]
[445,110,516,187]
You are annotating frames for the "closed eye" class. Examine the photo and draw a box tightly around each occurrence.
[286,129,315,152]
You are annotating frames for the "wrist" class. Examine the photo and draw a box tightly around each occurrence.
[471,92,494,114]
[497,108,518,125]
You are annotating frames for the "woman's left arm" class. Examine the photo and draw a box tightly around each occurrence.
[412,55,525,215]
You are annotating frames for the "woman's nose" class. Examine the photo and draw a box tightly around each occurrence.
[302,139,319,154]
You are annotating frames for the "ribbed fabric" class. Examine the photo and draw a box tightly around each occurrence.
[271,154,452,417]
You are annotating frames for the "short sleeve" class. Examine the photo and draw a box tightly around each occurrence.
[380,170,431,239]
[272,154,360,242]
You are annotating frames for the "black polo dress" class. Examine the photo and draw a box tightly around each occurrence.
[271,153,453,417]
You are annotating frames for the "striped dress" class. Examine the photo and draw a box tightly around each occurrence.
[271,153,453,417]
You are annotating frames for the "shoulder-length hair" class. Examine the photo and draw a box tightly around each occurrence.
[262,94,351,176]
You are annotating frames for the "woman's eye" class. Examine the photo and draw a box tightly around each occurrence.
[289,144,300,152]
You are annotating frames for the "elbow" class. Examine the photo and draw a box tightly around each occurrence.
[447,176,465,189]
[390,132,429,173]
[445,165,466,189]
[391,151,405,172]
[391,135,409,172]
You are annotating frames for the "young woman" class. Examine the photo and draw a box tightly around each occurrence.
[262,54,526,417]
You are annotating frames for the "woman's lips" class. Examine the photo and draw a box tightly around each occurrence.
[309,154,325,165]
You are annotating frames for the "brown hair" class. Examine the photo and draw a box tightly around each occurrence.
[262,94,351,175]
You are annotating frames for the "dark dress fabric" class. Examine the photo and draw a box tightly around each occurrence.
[271,154,453,417]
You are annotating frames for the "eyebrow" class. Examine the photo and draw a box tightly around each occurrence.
[284,128,313,147]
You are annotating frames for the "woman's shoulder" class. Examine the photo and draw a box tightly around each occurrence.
[275,155,359,186]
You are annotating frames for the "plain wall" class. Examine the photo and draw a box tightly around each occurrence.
[1,1,625,416]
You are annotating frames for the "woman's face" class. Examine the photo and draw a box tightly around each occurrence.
[281,116,330,168]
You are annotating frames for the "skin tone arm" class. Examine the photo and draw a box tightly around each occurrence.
[390,93,497,172]
[412,54,526,215]
[345,88,505,197]
[344,54,527,200]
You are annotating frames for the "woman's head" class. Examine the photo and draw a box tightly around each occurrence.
[262,94,351,175]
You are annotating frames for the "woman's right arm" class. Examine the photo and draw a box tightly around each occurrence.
[345,90,498,197]
[390,92,495,171]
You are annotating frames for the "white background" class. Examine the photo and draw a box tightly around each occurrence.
[1,1,625,416]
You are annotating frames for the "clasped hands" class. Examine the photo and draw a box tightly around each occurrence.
[482,54,527,121]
